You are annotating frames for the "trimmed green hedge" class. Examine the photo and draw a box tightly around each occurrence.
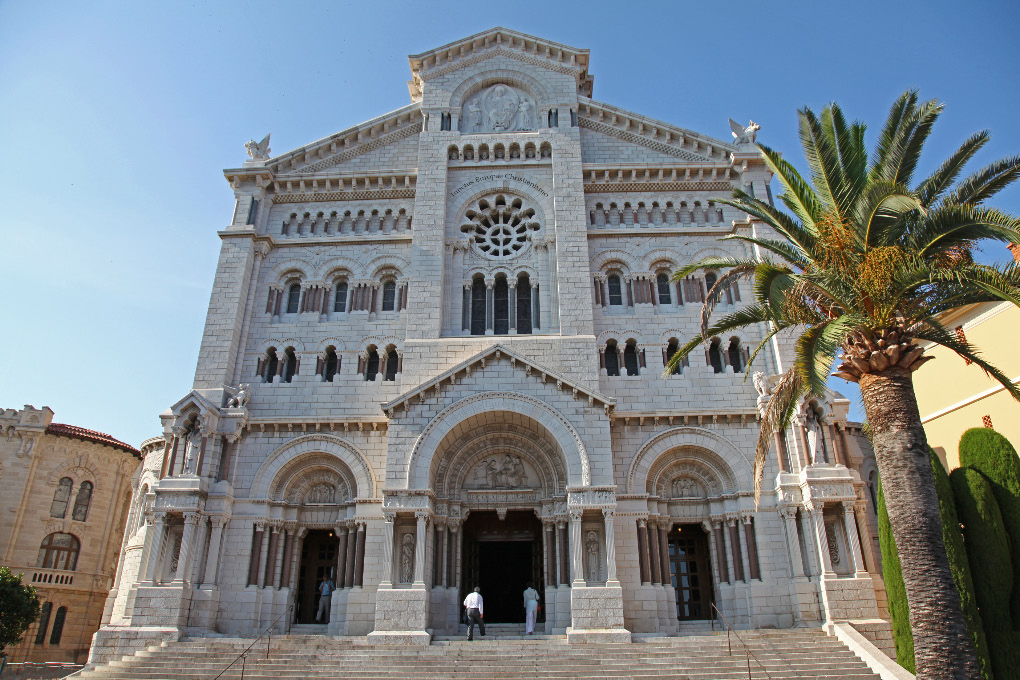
[877,477,915,673]
[959,428,1020,626]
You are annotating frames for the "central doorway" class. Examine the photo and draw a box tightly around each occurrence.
[461,510,543,623]
[668,524,714,621]
[295,529,339,624]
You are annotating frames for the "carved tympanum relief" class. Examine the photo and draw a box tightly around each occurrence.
[306,483,336,504]
[460,84,536,133]
[472,454,529,489]
[670,477,704,499]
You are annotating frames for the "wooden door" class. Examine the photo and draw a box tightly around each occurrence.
[668,524,713,620]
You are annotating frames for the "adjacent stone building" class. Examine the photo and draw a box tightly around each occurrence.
[92,28,889,661]
[0,406,141,663]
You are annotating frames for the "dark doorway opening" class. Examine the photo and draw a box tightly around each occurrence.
[461,510,544,623]
[296,529,339,624]
[668,524,714,620]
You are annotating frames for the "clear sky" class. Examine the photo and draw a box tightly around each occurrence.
[1,0,1018,447]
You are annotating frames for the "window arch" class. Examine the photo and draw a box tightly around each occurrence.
[708,338,724,374]
[493,276,509,335]
[516,273,533,335]
[607,275,623,306]
[656,272,672,304]
[364,346,380,381]
[623,340,640,376]
[665,338,683,375]
[37,533,80,571]
[604,340,620,377]
[286,283,301,314]
[72,481,93,521]
[381,280,397,312]
[333,282,349,313]
[50,478,72,518]
[471,275,487,336]
[727,338,744,373]
[49,606,67,645]
[260,347,279,382]
[282,348,297,383]
[705,271,718,293]
[35,602,52,644]
[383,345,399,381]
[323,346,340,382]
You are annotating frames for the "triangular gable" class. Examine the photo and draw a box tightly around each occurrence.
[168,389,222,418]
[381,344,615,416]
[578,98,735,164]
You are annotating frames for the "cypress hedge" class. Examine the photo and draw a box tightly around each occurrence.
[959,428,1020,626]
[876,477,914,673]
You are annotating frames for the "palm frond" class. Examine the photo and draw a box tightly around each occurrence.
[721,234,811,269]
[753,368,804,507]
[870,90,918,182]
[916,131,989,207]
[912,205,1020,258]
[945,155,1020,207]
[799,107,845,218]
[913,319,1020,401]
[757,143,824,226]
[892,98,943,187]
[702,264,758,339]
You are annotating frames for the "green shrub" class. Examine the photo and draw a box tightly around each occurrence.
[931,450,994,679]
[0,566,40,657]
[959,428,1020,626]
[877,477,915,673]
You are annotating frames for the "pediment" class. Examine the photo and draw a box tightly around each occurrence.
[381,344,614,416]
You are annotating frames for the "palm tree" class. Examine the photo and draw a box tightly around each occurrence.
[667,91,1020,679]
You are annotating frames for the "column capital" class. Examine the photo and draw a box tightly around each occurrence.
[778,506,799,520]
[700,520,713,534]
[602,508,615,520]
[183,512,202,525]
[637,518,647,528]
[568,508,583,521]
[153,511,169,524]
[414,510,430,524]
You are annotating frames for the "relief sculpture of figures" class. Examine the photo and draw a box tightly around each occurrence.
[400,533,415,583]
[585,530,601,582]
[672,477,700,498]
[462,84,535,133]
[476,455,528,489]
[306,483,335,504]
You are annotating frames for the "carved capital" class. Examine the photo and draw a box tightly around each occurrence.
[637,518,647,529]
[183,512,202,525]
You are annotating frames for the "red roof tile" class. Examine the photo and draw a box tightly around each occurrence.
[46,423,141,458]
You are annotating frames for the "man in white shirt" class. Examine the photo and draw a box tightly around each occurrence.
[522,583,540,634]
[463,586,485,640]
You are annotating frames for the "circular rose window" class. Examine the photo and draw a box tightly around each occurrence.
[461,195,540,260]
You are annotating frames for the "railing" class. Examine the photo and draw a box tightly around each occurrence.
[710,603,774,680]
[31,569,75,586]
[213,604,293,680]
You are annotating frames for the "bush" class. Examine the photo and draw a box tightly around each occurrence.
[930,450,994,679]
[877,477,915,673]
[0,567,40,657]
[959,427,1020,625]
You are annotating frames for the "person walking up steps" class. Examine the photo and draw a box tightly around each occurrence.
[463,586,484,640]
[316,577,334,624]
[523,582,540,634]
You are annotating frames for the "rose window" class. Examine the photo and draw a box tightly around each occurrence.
[461,195,540,260]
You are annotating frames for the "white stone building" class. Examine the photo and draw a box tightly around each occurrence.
[93,28,888,659]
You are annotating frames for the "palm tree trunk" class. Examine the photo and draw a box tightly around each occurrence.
[860,366,979,679]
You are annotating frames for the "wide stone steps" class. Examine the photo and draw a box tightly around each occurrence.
[75,630,881,680]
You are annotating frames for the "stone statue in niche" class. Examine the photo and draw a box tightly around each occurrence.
[671,477,702,498]
[400,533,415,583]
[476,455,527,489]
[306,483,335,504]
[805,409,828,464]
[585,530,601,582]
[182,426,202,474]
[461,84,535,133]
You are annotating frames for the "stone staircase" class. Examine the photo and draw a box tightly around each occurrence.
[73,629,883,680]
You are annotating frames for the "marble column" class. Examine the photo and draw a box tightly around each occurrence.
[190,517,210,585]
[557,520,569,585]
[809,503,835,575]
[646,521,660,585]
[413,512,429,587]
[569,510,584,585]
[737,518,752,583]
[256,523,272,588]
[658,524,670,585]
[544,521,557,586]
[636,519,650,585]
[779,508,806,578]
[144,512,168,584]
[202,517,228,586]
[346,521,359,588]
[701,520,721,586]
[288,529,307,591]
[436,521,447,588]
[603,509,619,584]
[843,503,867,576]
[173,513,200,583]
[354,522,366,587]
[379,514,394,588]
[335,526,349,587]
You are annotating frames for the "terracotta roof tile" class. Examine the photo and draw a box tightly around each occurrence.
[46,423,141,458]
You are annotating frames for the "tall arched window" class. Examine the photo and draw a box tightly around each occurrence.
[516,274,533,335]
[728,338,744,372]
[261,347,279,382]
[665,339,682,375]
[37,533,80,571]
[624,340,640,376]
[607,275,623,306]
[282,348,297,383]
[471,276,487,336]
[323,346,339,382]
[286,283,301,314]
[381,281,397,312]
[364,347,380,381]
[605,340,620,377]
[35,602,52,644]
[657,273,672,304]
[49,606,67,645]
[705,272,717,294]
[493,277,509,335]
[708,338,724,374]
[72,481,93,521]
[333,282,348,312]
[50,478,73,518]
[384,346,399,381]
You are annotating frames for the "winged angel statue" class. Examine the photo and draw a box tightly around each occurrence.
[245,133,271,161]
[728,119,760,146]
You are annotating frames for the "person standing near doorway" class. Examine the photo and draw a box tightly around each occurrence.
[463,586,484,640]
[316,576,335,624]
[523,582,540,635]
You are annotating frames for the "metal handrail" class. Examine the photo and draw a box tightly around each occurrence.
[710,603,774,680]
[212,604,294,680]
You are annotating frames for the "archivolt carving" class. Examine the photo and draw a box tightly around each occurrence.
[283,469,351,505]
[627,427,746,495]
[448,70,548,115]
[658,464,719,499]
[461,84,537,133]
[250,434,376,500]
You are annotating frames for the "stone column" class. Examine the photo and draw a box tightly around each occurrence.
[413,512,429,587]
[453,522,463,588]
[603,509,618,584]
[354,522,367,587]
[737,518,752,583]
[636,519,650,585]
[346,521,359,588]
[336,525,349,588]
[173,513,200,583]
[647,521,660,585]
[569,510,584,585]
[462,283,472,334]
[843,503,867,576]
[544,521,557,586]
[809,502,835,575]
[779,508,805,578]
[202,517,228,586]
[508,280,517,333]
[289,529,307,591]
[557,520,569,585]
[436,521,447,588]
[190,517,210,584]
[144,512,168,584]
[774,431,788,472]
[701,520,721,585]
[256,522,272,588]
[714,520,730,583]
[658,524,670,585]
[279,525,295,589]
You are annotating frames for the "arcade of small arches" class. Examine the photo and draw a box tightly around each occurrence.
[256,341,403,383]
[266,271,409,320]
[597,336,748,377]
[587,200,726,228]
[593,268,742,310]
[279,206,412,237]
[446,141,553,161]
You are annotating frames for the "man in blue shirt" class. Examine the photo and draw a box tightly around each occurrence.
[316,577,335,623]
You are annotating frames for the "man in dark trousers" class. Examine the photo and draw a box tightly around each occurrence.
[463,586,484,640]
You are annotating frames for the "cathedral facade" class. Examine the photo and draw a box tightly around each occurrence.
[94,28,887,660]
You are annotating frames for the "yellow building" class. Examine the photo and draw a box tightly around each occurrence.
[914,300,1020,469]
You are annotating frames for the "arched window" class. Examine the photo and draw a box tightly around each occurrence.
[607,275,623,306]
[665,339,682,375]
[364,347,380,381]
[49,606,67,645]
[35,602,52,645]
[261,347,279,382]
[72,481,93,521]
[605,340,620,377]
[624,340,640,376]
[323,346,339,382]
[381,281,397,312]
[656,273,672,304]
[282,348,297,383]
[333,282,348,313]
[728,338,744,373]
[705,272,717,294]
[516,274,533,335]
[37,533,80,571]
[471,276,487,336]
[493,277,509,335]
[384,346,399,381]
[50,478,72,518]
[286,283,301,314]
[708,338,724,374]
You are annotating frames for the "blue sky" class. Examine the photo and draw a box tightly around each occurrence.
[1,0,1018,447]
